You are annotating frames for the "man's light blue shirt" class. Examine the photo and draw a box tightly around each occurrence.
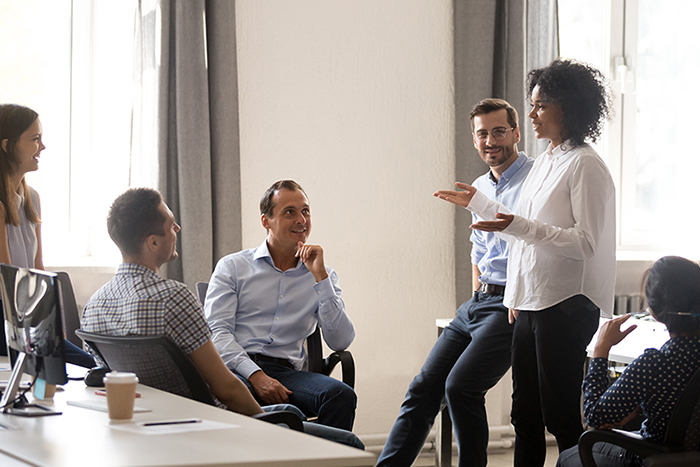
[204,240,355,379]
[470,151,534,287]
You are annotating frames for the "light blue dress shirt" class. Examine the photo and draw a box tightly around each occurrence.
[204,240,355,379]
[469,152,534,287]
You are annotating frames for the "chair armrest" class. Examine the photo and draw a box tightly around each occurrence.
[321,350,355,388]
[252,410,304,432]
[645,451,700,467]
[578,429,672,467]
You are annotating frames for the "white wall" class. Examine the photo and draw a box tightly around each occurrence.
[235,0,455,436]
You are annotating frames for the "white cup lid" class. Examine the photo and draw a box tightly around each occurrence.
[103,371,139,384]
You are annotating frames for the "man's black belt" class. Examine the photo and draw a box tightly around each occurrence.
[247,353,294,370]
[479,283,505,296]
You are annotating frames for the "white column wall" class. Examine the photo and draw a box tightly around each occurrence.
[235,0,456,436]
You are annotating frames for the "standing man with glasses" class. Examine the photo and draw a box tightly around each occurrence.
[376,99,533,467]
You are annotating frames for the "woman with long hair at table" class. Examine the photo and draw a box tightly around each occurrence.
[0,103,94,368]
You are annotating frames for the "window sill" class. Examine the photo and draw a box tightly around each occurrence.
[617,249,700,263]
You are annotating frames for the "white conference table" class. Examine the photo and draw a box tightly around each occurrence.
[0,361,375,467]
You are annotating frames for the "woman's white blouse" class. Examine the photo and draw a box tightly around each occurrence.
[467,141,616,316]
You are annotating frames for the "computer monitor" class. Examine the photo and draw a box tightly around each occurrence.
[0,264,67,416]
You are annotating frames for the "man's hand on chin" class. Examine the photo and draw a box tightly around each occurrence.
[295,242,329,282]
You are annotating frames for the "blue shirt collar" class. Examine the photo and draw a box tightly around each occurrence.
[253,239,305,272]
[490,151,528,186]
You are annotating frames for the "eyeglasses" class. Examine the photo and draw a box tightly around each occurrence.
[474,127,515,141]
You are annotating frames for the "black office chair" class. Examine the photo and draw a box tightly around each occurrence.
[55,272,82,348]
[578,366,700,466]
[74,330,303,431]
[195,281,355,387]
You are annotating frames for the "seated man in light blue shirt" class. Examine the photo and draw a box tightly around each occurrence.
[378,99,534,467]
[204,180,357,430]
[82,187,362,449]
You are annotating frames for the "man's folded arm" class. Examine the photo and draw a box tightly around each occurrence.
[188,340,263,416]
[315,269,355,351]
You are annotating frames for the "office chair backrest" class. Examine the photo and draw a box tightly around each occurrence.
[75,330,218,407]
[665,365,700,450]
[195,282,208,306]
[55,272,82,348]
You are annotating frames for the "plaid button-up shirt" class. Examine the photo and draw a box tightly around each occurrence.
[81,263,211,364]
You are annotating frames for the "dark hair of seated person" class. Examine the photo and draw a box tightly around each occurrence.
[643,256,700,335]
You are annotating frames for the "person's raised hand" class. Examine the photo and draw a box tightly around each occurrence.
[593,314,637,358]
[434,182,477,208]
[296,242,328,282]
[471,212,514,232]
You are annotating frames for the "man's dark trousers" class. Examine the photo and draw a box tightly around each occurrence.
[376,291,513,467]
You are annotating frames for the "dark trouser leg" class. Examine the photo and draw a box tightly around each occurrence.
[445,294,513,467]
[64,339,96,368]
[512,310,546,467]
[260,363,357,431]
[512,296,600,467]
[377,293,512,467]
[376,300,476,467]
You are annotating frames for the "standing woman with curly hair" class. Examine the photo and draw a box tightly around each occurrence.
[0,104,94,368]
[435,59,616,467]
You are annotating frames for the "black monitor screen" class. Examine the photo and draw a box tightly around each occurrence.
[0,264,67,385]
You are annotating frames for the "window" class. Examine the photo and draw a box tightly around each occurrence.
[0,0,143,266]
[559,0,700,259]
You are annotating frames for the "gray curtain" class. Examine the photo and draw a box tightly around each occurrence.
[452,0,558,307]
[146,0,242,288]
[525,0,559,158]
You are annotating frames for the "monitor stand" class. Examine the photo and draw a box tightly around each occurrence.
[0,352,61,417]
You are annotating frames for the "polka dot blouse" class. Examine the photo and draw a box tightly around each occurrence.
[583,336,700,442]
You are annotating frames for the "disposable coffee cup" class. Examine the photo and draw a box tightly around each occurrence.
[103,372,139,420]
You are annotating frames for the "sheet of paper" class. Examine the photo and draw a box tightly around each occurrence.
[67,400,151,413]
[109,419,238,435]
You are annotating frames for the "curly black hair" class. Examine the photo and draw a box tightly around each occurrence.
[527,59,612,147]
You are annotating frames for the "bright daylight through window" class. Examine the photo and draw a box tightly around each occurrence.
[559,0,700,259]
[0,0,142,266]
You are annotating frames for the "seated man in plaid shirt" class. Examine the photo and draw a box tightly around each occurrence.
[80,187,362,448]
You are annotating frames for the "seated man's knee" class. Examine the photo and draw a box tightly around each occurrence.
[332,381,357,407]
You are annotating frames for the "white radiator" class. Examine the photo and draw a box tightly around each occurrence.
[614,294,643,315]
